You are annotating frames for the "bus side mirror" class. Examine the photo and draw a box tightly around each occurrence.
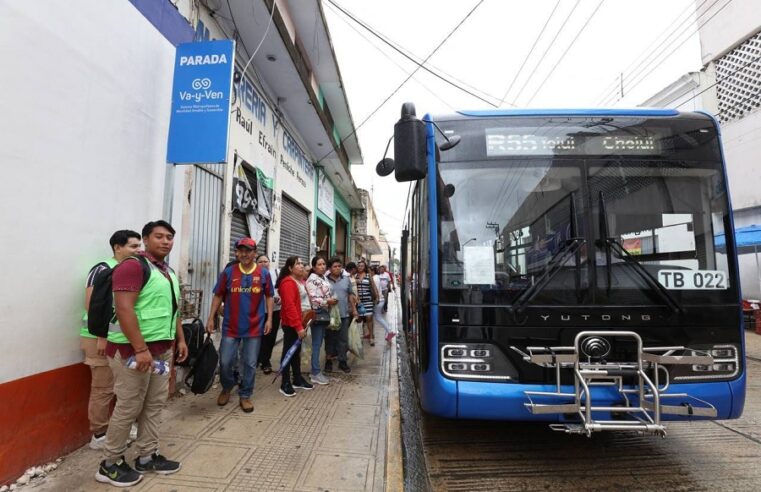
[394,103,427,182]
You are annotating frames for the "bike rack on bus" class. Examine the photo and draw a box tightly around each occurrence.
[510,331,718,437]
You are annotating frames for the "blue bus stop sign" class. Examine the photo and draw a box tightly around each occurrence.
[166,40,235,164]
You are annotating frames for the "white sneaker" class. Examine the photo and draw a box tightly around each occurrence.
[129,423,138,442]
[89,433,106,450]
[310,373,329,385]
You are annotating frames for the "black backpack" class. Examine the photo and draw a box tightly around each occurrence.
[87,257,151,338]
[179,318,205,367]
[185,334,218,394]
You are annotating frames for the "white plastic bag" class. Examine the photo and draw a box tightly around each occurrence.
[300,331,313,370]
[348,319,364,360]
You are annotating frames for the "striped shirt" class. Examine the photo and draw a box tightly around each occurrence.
[213,263,273,338]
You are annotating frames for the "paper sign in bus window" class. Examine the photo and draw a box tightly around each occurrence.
[464,246,496,285]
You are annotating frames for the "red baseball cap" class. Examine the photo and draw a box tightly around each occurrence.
[235,237,257,250]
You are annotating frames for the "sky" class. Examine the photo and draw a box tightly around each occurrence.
[323,0,706,258]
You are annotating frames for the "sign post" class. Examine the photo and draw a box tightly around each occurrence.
[166,40,235,164]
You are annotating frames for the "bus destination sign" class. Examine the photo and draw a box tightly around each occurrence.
[485,127,661,156]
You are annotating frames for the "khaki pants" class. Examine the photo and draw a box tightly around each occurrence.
[104,349,171,461]
[80,337,114,434]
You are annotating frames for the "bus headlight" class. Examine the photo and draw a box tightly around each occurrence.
[673,344,740,381]
[440,344,516,381]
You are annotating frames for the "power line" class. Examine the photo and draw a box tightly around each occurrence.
[593,0,711,106]
[602,0,727,106]
[325,0,502,108]
[509,0,582,105]
[315,0,485,166]
[602,0,731,107]
[525,0,605,105]
[673,45,761,110]
[322,1,457,111]
[498,0,561,106]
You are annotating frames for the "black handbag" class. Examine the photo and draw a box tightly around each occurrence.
[313,307,331,323]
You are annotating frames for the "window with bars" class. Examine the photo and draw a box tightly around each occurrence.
[716,31,761,123]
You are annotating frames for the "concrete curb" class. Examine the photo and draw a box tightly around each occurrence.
[385,320,404,492]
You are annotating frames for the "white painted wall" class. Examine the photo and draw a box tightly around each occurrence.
[0,1,175,383]
[721,111,761,211]
[697,0,761,64]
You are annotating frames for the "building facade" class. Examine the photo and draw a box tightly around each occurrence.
[0,0,364,484]
[351,189,385,263]
[642,0,761,297]
[171,0,364,316]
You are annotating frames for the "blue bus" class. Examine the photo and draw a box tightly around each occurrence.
[378,104,745,436]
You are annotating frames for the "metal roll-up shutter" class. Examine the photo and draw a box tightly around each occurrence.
[229,210,249,261]
[229,210,269,259]
[279,195,310,267]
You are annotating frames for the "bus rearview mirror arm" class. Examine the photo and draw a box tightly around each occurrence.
[376,103,462,179]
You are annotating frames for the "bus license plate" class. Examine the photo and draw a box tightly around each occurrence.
[658,270,728,290]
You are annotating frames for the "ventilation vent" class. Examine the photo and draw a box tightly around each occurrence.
[716,31,761,123]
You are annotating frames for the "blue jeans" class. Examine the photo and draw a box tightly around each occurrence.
[219,336,261,399]
[310,323,327,375]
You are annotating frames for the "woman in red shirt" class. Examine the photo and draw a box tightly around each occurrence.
[275,256,311,397]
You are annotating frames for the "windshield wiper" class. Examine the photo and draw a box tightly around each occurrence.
[597,191,682,314]
[511,193,584,317]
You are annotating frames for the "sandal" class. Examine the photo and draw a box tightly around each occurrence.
[370,338,375,346]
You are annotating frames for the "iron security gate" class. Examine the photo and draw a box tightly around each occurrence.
[279,195,310,267]
[188,164,223,320]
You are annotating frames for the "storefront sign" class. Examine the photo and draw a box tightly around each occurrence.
[166,40,235,164]
[317,169,335,217]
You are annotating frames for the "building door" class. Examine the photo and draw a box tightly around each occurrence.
[188,164,224,319]
[316,219,331,259]
[279,195,310,267]
[335,215,348,262]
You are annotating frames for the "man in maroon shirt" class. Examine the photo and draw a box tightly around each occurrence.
[95,220,188,488]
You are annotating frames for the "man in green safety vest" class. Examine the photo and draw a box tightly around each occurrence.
[95,220,188,488]
[82,230,141,451]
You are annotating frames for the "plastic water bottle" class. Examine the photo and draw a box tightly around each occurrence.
[126,355,169,375]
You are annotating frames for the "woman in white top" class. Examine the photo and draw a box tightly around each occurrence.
[372,265,395,342]
[305,256,337,385]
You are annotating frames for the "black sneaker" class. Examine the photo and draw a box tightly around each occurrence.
[134,453,181,475]
[339,361,352,374]
[95,457,143,487]
[324,360,333,373]
[280,382,296,397]
[293,377,314,390]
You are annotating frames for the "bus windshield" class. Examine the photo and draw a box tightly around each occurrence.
[436,115,738,307]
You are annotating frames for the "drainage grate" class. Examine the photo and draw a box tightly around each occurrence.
[716,30,761,123]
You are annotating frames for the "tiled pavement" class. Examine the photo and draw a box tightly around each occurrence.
[32,298,400,492]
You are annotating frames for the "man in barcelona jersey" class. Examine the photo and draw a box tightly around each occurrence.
[207,238,274,413]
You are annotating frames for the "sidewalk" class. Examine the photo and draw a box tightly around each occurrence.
[29,298,401,492]
[745,327,761,359]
